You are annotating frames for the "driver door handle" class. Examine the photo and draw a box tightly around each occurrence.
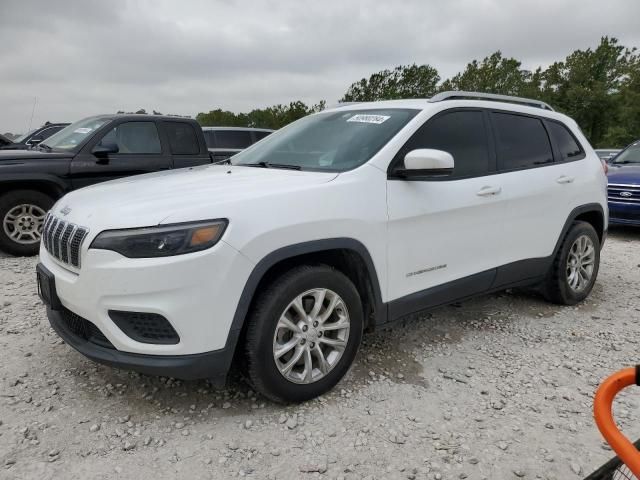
[476,185,502,197]
[556,175,575,184]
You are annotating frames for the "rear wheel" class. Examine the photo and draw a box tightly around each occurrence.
[243,265,363,403]
[543,221,600,305]
[0,190,53,256]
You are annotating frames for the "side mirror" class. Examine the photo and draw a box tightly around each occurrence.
[93,143,119,156]
[395,149,454,178]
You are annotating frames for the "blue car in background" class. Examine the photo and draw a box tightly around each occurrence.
[608,140,640,226]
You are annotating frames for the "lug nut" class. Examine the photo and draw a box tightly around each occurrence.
[310,342,315,348]
[318,331,323,337]
[300,339,306,345]
[313,321,318,327]
[302,325,308,332]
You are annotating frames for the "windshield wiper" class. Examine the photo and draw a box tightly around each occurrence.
[244,161,301,170]
[38,143,52,152]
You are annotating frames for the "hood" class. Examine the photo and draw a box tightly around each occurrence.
[52,164,338,229]
[607,164,640,185]
[0,149,72,162]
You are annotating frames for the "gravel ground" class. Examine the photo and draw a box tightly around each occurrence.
[1,228,639,480]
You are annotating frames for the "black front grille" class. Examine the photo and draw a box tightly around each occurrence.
[42,214,88,268]
[59,308,114,349]
[109,310,180,345]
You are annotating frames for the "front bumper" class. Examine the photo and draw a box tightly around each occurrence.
[47,306,238,380]
[608,201,640,226]
[39,239,255,356]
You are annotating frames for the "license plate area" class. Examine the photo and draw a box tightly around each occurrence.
[36,264,62,311]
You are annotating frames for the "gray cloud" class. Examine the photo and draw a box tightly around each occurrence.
[1,0,639,133]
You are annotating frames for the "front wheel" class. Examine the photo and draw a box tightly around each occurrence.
[543,221,601,305]
[243,265,363,403]
[0,190,54,256]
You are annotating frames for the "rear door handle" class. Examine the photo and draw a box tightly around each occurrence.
[556,175,575,184]
[476,185,502,197]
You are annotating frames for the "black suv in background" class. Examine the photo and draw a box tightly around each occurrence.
[0,114,214,256]
[0,122,70,150]
[202,126,273,161]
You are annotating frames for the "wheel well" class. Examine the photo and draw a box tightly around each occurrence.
[250,249,379,330]
[574,209,604,243]
[232,248,380,364]
[0,181,63,200]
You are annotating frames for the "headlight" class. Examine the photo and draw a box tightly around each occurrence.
[90,219,228,258]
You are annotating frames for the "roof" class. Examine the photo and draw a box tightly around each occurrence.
[85,114,197,122]
[200,126,274,132]
[324,92,573,125]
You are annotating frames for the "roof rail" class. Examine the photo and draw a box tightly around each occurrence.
[429,91,554,111]
[328,102,363,109]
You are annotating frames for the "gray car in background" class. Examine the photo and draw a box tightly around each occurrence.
[201,126,273,162]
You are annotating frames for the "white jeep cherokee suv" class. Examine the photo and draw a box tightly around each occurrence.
[37,92,607,403]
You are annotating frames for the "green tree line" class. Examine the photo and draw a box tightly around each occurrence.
[197,37,639,148]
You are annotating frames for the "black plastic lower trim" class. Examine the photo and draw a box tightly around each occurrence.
[47,307,237,381]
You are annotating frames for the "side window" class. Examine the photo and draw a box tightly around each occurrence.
[215,130,252,149]
[203,131,216,149]
[97,122,161,154]
[253,131,272,142]
[165,122,199,154]
[492,113,553,170]
[546,121,584,161]
[31,126,64,142]
[396,110,490,179]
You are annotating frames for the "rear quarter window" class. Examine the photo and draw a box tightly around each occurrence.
[492,113,554,171]
[545,121,585,161]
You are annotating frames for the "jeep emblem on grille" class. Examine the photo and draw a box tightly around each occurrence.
[60,205,72,215]
[620,191,633,197]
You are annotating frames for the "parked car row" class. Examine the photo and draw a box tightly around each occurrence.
[0,117,272,255]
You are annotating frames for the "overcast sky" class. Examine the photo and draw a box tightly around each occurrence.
[2,0,640,134]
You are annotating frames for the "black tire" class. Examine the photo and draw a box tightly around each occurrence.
[243,265,363,403]
[543,221,600,305]
[0,190,54,256]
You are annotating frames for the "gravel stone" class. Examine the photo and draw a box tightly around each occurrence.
[1,232,639,478]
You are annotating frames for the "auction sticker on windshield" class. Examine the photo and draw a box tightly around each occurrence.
[73,127,93,134]
[347,114,390,124]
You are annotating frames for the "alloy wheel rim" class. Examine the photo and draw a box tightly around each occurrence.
[566,234,595,293]
[2,204,46,245]
[272,288,350,384]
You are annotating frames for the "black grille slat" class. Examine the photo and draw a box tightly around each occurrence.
[52,221,65,258]
[59,224,74,263]
[70,228,88,267]
[42,215,89,268]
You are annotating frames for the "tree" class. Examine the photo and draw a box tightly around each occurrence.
[196,100,326,130]
[541,37,635,147]
[439,51,537,96]
[342,64,440,102]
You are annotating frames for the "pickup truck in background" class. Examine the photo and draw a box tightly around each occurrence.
[0,114,214,256]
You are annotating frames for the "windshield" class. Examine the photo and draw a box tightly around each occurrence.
[612,142,640,165]
[232,109,419,171]
[42,117,111,151]
[14,129,36,143]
